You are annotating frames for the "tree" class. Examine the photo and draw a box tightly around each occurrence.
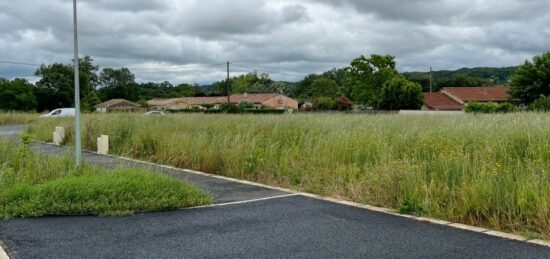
[530,95,550,111]
[346,54,398,107]
[0,78,37,111]
[510,52,550,104]
[309,78,339,98]
[98,68,139,101]
[82,90,101,112]
[379,76,424,110]
[34,58,97,111]
[335,96,353,111]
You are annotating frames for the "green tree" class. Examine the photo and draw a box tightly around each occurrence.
[346,54,398,107]
[510,52,550,104]
[0,78,37,111]
[379,76,424,110]
[33,57,98,111]
[309,78,339,98]
[98,68,139,101]
[82,90,101,112]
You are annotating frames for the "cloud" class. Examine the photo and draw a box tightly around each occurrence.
[0,0,549,84]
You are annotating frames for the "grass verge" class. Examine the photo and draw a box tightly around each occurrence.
[0,140,212,219]
[0,112,38,126]
[26,113,550,239]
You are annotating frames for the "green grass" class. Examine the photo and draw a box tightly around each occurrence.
[0,140,213,219]
[0,112,38,126]
[26,113,550,239]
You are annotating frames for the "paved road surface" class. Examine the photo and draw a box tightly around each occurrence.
[1,125,549,258]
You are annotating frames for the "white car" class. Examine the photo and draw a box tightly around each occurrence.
[144,111,166,116]
[40,108,76,118]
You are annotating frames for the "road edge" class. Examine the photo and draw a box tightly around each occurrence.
[36,141,550,249]
[0,241,10,259]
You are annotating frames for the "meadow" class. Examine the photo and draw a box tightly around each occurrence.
[26,113,550,239]
[0,139,212,218]
[0,112,39,125]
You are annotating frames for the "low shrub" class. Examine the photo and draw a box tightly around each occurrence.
[530,95,550,112]
[465,102,517,113]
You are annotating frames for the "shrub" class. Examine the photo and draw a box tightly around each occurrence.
[315,97,336,110]
[379,76,424,110]
[220,103,245,113]
[238,100,255,109]
[530,95,550,111]
[465,102,517,113]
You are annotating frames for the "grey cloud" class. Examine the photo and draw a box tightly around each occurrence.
[0,0,549,84]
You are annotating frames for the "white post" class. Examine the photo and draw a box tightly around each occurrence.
[73,0,82,167]
[97,135,109,155]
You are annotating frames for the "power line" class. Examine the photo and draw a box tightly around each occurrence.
[0,60,41,67]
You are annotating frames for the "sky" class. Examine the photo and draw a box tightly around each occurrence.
[0,0,549,84]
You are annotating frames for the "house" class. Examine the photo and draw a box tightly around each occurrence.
[147,93,299,110]
[95,99,140,113]
[423,87,510,111]
[220,93,299,110]
[147,98,190,111]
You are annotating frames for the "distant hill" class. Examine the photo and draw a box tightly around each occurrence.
[403,66,518,92]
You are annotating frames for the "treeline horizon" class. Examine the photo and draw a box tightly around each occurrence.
[0,55,519,112]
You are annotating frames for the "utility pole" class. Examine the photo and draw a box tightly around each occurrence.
[73,0,82,167]
[226,61,230,104]
[429,67,433,93]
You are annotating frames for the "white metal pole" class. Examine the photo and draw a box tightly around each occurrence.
[73,0,82,167]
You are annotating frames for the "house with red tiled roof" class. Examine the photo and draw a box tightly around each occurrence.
[423,87,510,111]
[96,99,140,113]
[147,93,298,110]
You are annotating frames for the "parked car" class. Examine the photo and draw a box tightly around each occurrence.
[40,108,76,118]
[143,111,166,116]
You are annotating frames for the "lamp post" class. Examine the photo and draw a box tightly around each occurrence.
[73,0,82,167]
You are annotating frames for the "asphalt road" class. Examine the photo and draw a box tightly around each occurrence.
[1,125,550,258]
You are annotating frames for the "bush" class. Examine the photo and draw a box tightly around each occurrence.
[379,76,424,110]
[315,97,336,110]
[220,103,245,113]
[530,95,550,111]
[238,100,254,109]
[465,102,517,113]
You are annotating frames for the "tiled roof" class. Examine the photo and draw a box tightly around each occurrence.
[441,87,510,102]
[96,99,139,109]
[147,94,292,107]
[224,93,280,104]
[146,98,181,106]
[423,92,464,110]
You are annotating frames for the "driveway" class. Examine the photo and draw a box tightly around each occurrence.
[1,125,550,258]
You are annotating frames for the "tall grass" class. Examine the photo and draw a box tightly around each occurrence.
[0,112,39,125]
[0,140,212,218]
[27,113,550,239]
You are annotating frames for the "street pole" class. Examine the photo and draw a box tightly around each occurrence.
[226,61,230,104]
[73,0,82,167]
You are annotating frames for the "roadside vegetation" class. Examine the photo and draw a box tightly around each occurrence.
[0,140,212,219]
[0,112,38,126]
[26,113,550,239]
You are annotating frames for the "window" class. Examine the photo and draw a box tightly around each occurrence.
[51,110,62,115]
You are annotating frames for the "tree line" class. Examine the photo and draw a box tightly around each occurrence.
[1,52,548,112]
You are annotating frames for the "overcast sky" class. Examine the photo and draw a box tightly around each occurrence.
[1,0,549,84]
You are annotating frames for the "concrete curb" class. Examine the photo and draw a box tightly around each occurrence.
[0,242,9,259]
[34,141,550,249]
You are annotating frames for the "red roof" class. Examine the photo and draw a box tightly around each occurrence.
[441,87,509,102]
[424,92,464,110]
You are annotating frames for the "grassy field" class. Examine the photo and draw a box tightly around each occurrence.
[26,113,550,239]
[0,140,212,219]
[0,112,39,125]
